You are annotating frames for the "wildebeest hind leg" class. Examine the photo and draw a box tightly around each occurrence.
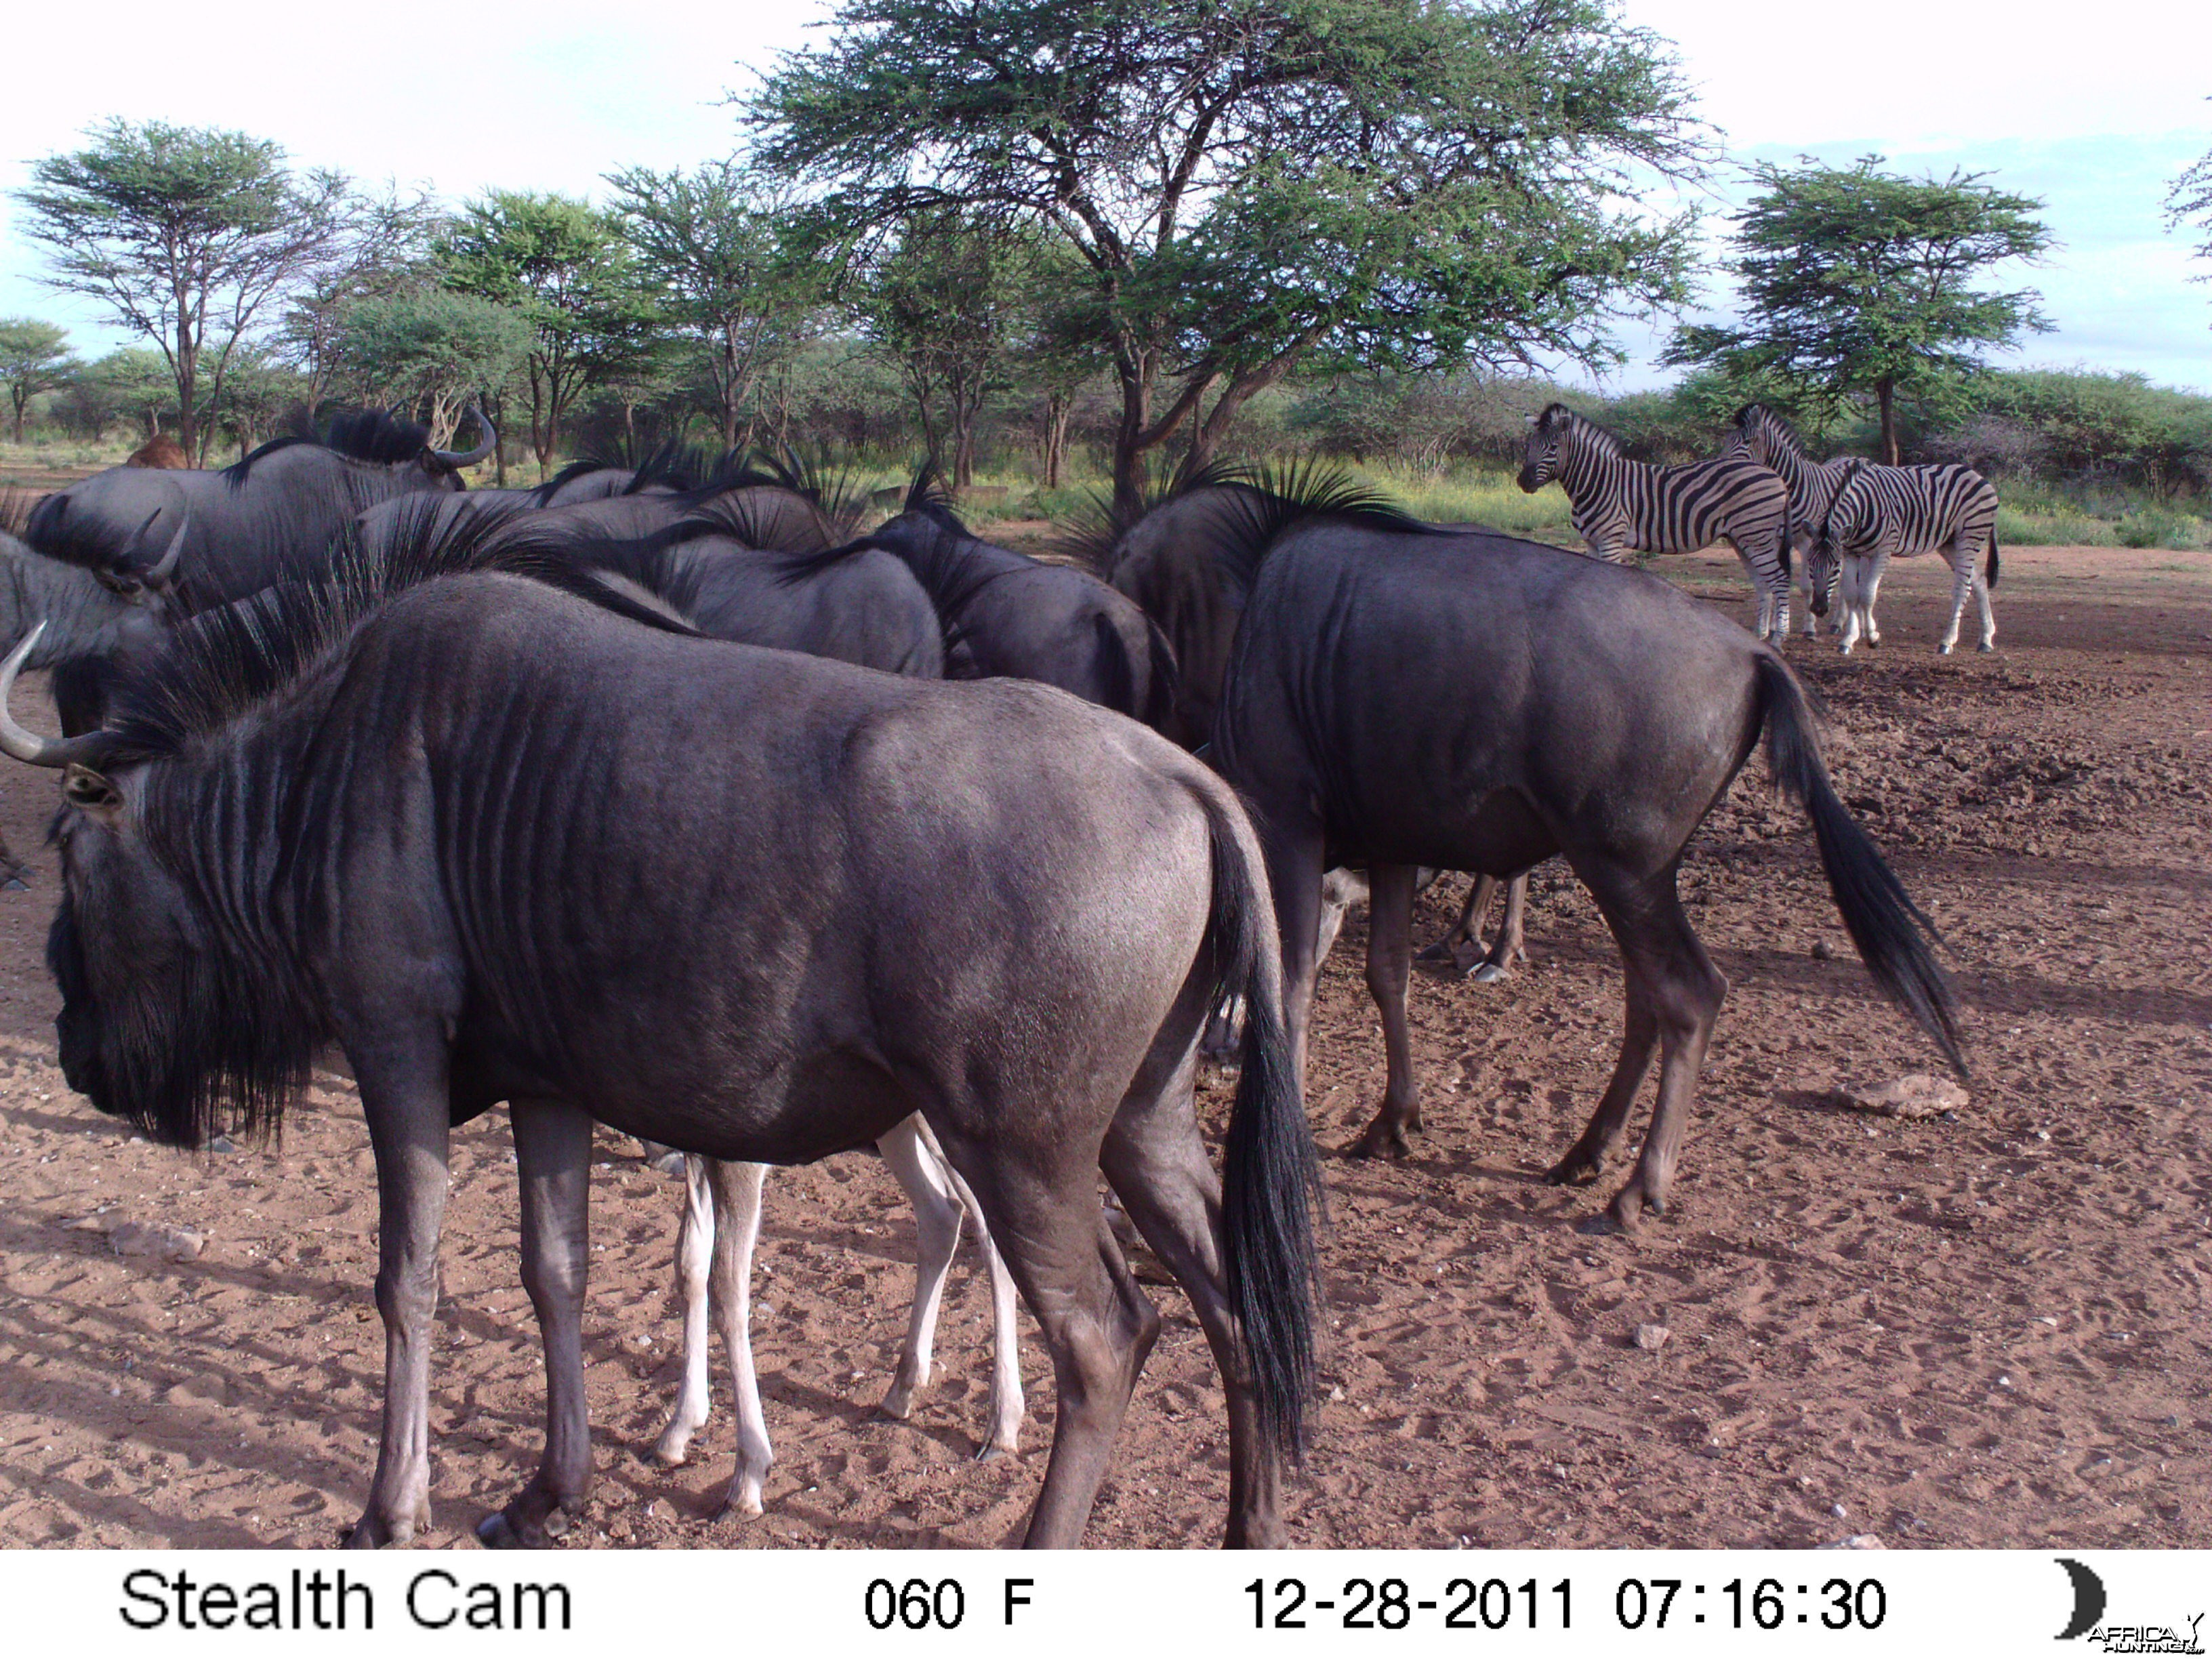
[935,1126,1159,1549]
[1546,968,1658,1191]
[1104,962,1285,1544]
[1420,873,1496,972]
[876,1117,966,1423]
[478,1097,595,1548]
[344,1046,451,1549]
[1350,863,1422,1159]
[1593,874,1725,1232]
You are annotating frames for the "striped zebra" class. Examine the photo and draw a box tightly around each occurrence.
[1720,403,1858,638]
[1519,402,1795,641]
[1814,458,2001,655]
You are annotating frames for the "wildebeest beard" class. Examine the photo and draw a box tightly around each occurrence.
[45,884,316,1149]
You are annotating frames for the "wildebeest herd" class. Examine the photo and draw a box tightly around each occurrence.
[0,400,1978,1549]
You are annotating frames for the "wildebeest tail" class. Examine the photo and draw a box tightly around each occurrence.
[1986,531,2000,587]
[1141,616,1182,736]
[1196,780,1322,1462]
[1755,652,1965,1073]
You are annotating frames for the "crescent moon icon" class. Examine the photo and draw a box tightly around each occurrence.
[2055,1557,2106,1641]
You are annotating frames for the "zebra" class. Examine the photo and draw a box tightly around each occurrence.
[1812,458,2001,655]
[1720,403,1858,638]
[1518,402,1795,642]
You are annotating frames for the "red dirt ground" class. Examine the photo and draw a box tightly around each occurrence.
[0,541,2206,1549]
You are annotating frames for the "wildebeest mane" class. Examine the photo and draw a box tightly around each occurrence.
[1193,458,1435,591]
[222,407,441,487]
[91,497,699,767]
[1052,459,1246,577]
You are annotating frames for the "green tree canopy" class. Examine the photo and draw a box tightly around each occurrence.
[2167,127,2212,306]
[605,161,828,449]
[0,318,83,444]
[438,190,660,474]
[749,0,1707,510]
[331,290,533,447]
[1665,155,2053,464]
[13,119,355,459]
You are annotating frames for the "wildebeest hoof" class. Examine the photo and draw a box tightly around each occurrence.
[1606,1187,1657,1233]
[342,1510,417,1549]
[1978,642,1994,653]
[1545,1150,1603,1186]
[476,1513,521,1549]
[2,874,28,892]
[1471,961,1509,984]
[650,1150,687,1177]
[1415,938,1459,965]
[975,1437,1018,1465]
[878,1385,919,1421]
[716,1481,765,1520]
[1347,1120,1412,1160]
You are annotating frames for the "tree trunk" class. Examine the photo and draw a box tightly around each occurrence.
[1040,392,1070,489]
[9,393,24,447]
[175,316,198,461]
[1878,379,1898,466]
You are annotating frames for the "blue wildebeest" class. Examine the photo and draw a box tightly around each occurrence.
[808,472,1181,730]
[6,535,1318,1549]
[1197,483,1963,1223]
[1085,465,1530,984]
[22,407,493,613]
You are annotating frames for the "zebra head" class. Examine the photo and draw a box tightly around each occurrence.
[1807,458,1870,615]
[1517,404,1575,493]
[1723,404,1778,467]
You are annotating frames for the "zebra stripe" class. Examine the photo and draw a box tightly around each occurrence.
[1814,459,2001,655]
[1721,404,1858,638]
[1519,402,1795,642]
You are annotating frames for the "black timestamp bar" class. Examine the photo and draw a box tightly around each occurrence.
[1612,1577,1888,1631]
[1246,1575,1572,1631]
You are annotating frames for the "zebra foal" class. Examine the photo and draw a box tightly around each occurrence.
[1720,403,1858,638]
[1813,458,2001,655]
[1518,402,1795,642]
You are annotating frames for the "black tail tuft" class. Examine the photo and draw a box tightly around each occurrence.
[1986,533,2000,588]
[1756,653,1965,1073]
[1202,800,1323,1465]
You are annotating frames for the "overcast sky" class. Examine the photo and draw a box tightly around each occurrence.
[2,0,2207,390]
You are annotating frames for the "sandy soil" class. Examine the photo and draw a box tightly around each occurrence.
[0,541,2207,1550]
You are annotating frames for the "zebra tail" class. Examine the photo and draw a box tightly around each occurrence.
[1986,532,2000,587]
[1754,652,1966,1075]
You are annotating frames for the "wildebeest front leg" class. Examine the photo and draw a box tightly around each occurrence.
[1263,821,1330,1096]
[1350,863,1422,1160]
[344,1046,452,1549]
[478,1096,594,1548]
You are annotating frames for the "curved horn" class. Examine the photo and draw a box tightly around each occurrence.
[142,510,188,589]
[431,407,495,468]
[0,623,112,769]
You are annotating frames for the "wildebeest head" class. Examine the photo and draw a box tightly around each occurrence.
[23,483,189,604]
[1517,403,1575,493]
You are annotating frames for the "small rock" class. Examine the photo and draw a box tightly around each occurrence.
[1809,939,1833,960]
[1997,1374,2013,1389]
[1830,1502,1848,1519]
[1819,1535,1886,1551]
[1833,1073,1969,1120]
[1553,1464,1568,1480]
[1634,1323,1671,1351]
[205,1134,238,1155]
[107,1221,205,1262]
[1328,1385,1347,1402]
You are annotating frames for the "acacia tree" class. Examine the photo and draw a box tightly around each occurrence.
[750,0,1706,512]
[329,290,533,446]
[1666,155,2052,464]
[13,119,355,460]
[605,161,827,449]
[2168,127,2212,304]
[858,211,1044,485]
[279,183,443,419]
[0,319,82,444]
[438,191,660,476]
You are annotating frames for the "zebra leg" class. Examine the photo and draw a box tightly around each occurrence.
[1973,561,1996,652]
[1420,874,1494,972]
[922,1130,1027,1460]
[1836,557,1866,656]
[1937,539,1975,655]
[1473,871,1530,983]
[1863,549,1890,647]
[708,1160,773,1519]
[654,1153,717,1465]
[876,1115,965,1422]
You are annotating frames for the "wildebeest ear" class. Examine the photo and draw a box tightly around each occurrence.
[62,764,123,819]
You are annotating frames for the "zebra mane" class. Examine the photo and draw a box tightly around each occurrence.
[1734,403,1810,460]
[1537,401,1620,455]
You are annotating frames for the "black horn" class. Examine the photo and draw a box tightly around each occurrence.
[0,623,112,769]
[431,407,496,469]
[142,510,188,590]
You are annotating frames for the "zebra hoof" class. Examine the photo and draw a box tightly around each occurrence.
[1978,641,1995,653]
[1471,962,1509,984]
